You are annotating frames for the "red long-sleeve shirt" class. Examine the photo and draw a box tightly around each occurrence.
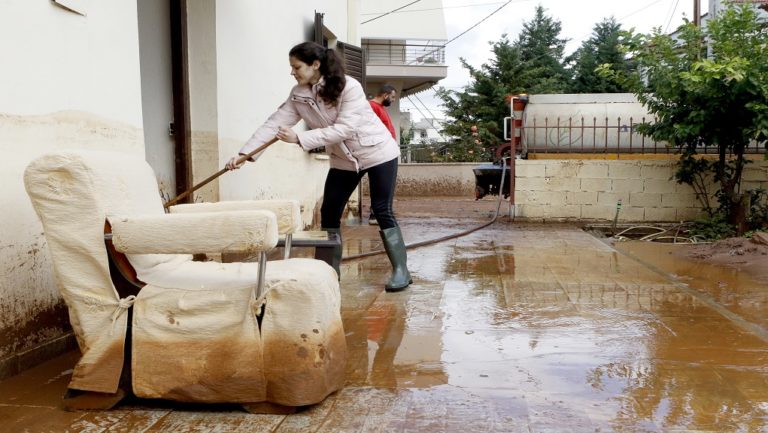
[369,100,396,139]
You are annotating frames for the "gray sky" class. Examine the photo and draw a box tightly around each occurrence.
[400,0,700,121]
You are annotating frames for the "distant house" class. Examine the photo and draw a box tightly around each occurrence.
[398,112,448,162]
[410,117,445,145]
[709,0,768,17]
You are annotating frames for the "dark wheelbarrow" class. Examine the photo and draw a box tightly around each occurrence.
[473,163,509,200]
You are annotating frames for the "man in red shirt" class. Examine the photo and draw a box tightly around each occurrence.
[367,84,397,225]
[369,84,397,138]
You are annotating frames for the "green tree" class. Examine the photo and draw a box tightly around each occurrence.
[515,5,570,94]
[436,5,569,158]
[435,35,524,153]
[602,4,768,233]
[569,17,633,93]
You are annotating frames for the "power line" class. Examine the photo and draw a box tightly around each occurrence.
[664,0,682,32]
[405,96,431,119]
[405,96,448,143]
[444,0,517,47]
[361,0,422,25]
[404,97,432,127]
[617,0,668,22]
[411,93,448,141]
[408,0,681,113]
[412,0,660,68]
[361,2,508,16]
[406,0,518,65]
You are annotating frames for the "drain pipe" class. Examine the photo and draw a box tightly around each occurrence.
[343,157,510,262]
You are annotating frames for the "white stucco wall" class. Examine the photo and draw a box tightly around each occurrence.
[1,0,361,375]
[216,0,359,227]
[188,0,220,203]
[0,1,145,365]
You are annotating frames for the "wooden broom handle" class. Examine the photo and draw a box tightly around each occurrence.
[163,138,279,208]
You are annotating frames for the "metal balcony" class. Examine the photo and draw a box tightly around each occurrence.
[363,41,446,66]
[362,40,448,96]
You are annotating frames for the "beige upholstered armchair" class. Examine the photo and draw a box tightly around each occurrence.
[23,150,346,412]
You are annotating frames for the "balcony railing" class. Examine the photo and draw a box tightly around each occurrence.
[363,41,446,66]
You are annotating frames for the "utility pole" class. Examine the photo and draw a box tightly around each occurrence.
[694,0,701,26]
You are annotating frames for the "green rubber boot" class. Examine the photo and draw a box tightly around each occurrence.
[379,226,412,292]
[318,227,342,279]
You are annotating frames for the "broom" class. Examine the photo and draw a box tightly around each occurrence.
[163,138,278,208]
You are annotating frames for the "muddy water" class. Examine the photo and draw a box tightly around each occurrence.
[341,224,768,432]
[615,240,768,332]
[1,221,767,432]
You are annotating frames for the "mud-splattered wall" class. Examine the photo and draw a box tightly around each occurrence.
[387,163,479,197]
[1,0,364,379]
[0,1,145,378]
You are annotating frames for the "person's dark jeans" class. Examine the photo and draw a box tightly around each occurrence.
[321,157,399,230]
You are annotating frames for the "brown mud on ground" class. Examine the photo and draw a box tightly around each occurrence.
[675,234,768,282]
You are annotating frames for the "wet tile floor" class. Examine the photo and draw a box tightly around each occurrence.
[1,197,767,432]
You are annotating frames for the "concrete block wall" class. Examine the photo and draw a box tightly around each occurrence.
[515,159,768,222]
[394,159,768,223]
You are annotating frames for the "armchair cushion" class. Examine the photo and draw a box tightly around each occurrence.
[169,200,302,235]
[110,210,278,254]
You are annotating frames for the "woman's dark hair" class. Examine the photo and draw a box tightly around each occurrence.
[289,42,346,105]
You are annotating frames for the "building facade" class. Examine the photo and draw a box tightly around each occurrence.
[0,0,363,377]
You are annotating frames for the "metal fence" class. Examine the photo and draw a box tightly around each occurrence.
[400,144,441,163]
[521,116,765,155]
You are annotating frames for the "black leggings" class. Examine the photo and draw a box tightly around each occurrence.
[321,157,399,230]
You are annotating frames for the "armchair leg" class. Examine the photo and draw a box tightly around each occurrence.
[62,388,126,411]
[241,401,298,415]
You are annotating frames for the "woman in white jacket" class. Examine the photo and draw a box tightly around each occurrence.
[226,41,411,292]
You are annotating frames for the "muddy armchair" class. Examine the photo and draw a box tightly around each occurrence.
[23,150,346,411]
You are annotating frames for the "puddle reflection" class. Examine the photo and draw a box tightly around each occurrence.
[339,225,768,432]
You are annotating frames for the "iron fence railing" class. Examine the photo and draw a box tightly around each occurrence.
[400,143,449,163]
[363,41,446,66]
[521,116,765,155]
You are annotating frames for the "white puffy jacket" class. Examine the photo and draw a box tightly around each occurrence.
[240,76,400,172]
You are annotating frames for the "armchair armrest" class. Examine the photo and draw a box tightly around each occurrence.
[168,200,301,235]
[109,210,278,254]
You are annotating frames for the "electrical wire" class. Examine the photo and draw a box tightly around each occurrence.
[401,0,680,137]
[617,0,669,23]
[404,0,515,67]
[405,95,434,126]
[444,0,515,47]
[664,0,682,33]
[411,93,449,142]
[361,1,510,16]
[401,0,672,107]
[361,0,422,24]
